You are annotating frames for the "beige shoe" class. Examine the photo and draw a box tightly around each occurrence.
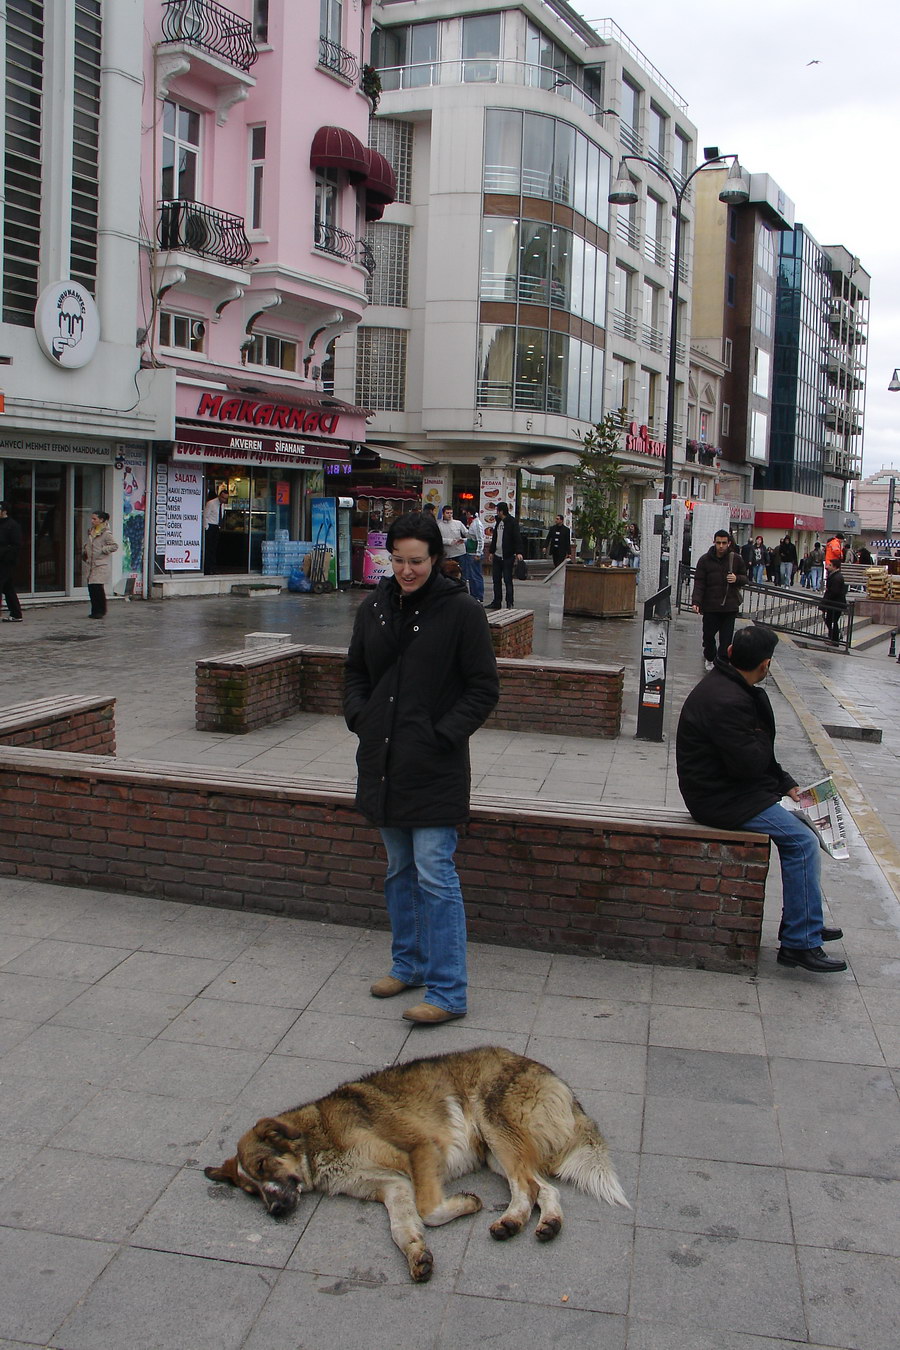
[402,1002,466,1025]
[370,975,415,999]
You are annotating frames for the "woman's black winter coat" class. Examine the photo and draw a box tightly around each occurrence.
[344,569,500,827]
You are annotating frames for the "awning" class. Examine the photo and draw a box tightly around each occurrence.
[365,200,386,223]
[363,148,396,204]
[310,126,369,180]
[512,450,581,472]
[372,445,435,467]
[354,485,420,500]
[870,538,900,548]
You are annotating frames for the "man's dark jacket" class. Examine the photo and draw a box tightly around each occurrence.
[544,522,571,560]
[489,513,523,560]
[0,516,22,572]
[822,567,848,613]
[676,661,796,830]
[344,568,499,828]
[691,545,747,613]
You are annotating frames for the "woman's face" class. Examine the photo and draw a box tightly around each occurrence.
[390,537,437,595]
[90,513,101,528]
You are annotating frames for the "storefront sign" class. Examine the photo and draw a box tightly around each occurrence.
[173,423,352,466]
[0,436,112,463]
[34,280,100,368]
[625,423,666,459]
[119,448,148,595]
[422,474,447,511]
[721,501,754,524]
[193,391,342,435]
[480,474,503,543]
[155,463,203,570]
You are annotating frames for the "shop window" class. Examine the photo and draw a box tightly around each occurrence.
[245,333,297,372]
[159,310,206,353]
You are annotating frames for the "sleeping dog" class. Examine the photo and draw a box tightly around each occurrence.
[205,1045,628,1282]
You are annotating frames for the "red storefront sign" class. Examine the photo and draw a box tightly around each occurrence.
[172,423,351,466]
[624,422,666,459]
[194,390,342,435]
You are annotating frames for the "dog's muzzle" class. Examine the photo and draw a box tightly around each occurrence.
[261,1180,299,1218]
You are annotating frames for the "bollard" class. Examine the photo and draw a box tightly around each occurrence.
[889,629,897,658]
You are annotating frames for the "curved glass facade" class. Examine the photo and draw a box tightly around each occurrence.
[484,109,611,224]
[480,218,607,326]
[477,323,604,421]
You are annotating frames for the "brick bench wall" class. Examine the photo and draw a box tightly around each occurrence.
[0,696,116,755]
[486,608,534,658]
[0,747,768,971]
[196,644,307,733]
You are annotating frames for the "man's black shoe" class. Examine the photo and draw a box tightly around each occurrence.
[777,946,847,973]
[487,603,502,610]
[821,926,843,942]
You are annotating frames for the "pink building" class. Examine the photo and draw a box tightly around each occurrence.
[140,0,393,590]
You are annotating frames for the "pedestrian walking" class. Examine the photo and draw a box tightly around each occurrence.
[677,625,846,973]
[343,510,499,1025]
[691,529,747,670]
[820,558,848,645]
[747,535,767,584]
[488,502,524,609]
[203,486,229,575]
[82,511,119,619]
[461,509,485,602]
[437,506,468,570]
[0,501,24,622]
[778,535,798,587]
[543,514,571,567]
[807,542,824,590]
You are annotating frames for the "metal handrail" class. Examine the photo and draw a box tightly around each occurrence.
[376,58,606,120]
[677,565,856,653]
[161,0,258,72]
[314,220,373,272]
[157,199,252,266]
[318,35,360,83]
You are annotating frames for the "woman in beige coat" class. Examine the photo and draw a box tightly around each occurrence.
[83,511,118,618]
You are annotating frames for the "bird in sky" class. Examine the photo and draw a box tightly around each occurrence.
[806,59,821,65]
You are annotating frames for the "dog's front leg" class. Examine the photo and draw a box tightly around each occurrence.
[377,1179,434,1283]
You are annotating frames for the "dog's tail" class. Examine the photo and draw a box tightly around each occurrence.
[553,1119,631,1209]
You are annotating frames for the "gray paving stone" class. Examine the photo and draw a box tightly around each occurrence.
[648,1005,766,1056]
[465,939,552,992]
[199,956,333,1008]
[49,983,193,1036]
[94,950,230,996]
[439,1294,626,1349]
[636,1155,792,1242]
[645,1046,773,1106]
[798,1246,900,1350]
[273,1008,411,1065]
[57,1087,226,1165]
[0,971,87,1022]
[0,1147,176,1241]
[572,1085,645,1156]
[525,1033,646,1095]
[650,967,761,1011]
[158,996,300,1052]
[0,1016,37,1054]
[0,1073,100,1147]
[786,1169,900,1256]
[629,1228,806,1340]
[625,1326,831,1350]
[0,1227,115,1345]
[0,932,39,965]
[2,938,133,982]
[51,1246,275,1350]
[761,1013,886,1066]
[642,1097,782,1167]
[395,1023,531,1058]
[0,1023,150,1084]
[113,1038,268,1103]
[531,993,650,1044]
[130,1165,318,1265]
[544,954,653,1002]
[241,1269,454,1350]
[844,954,900,989]
[770,1057,900,1177]
[138,918,271,962]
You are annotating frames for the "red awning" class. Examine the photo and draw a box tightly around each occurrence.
[310,126,369,180]
[364,199,385,223]
[362,148,396,204]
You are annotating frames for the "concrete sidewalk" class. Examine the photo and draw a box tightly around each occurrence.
[0,586,898,1347]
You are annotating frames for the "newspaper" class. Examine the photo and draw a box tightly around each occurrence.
[782,776,849,859]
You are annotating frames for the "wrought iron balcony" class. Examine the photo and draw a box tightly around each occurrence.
[318,35,360,83]
[314,220,375,274]
[158,199,252,267]
[161,0,258,73]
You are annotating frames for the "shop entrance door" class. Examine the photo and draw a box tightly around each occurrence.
[5,460,67,594]
[204,468,284,572]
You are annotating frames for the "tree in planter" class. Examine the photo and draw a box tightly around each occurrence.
[573,413,627,562]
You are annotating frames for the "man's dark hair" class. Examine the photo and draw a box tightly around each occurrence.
[835,532,845,540]
[729,625,778,671]
[828,558,842,570]
[713,529,730,541]
[385,511,443,559]
[496,502,509,518]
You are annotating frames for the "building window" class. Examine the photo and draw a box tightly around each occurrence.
[483,109,610,228]
[245,333,298,372]
[320,0,342,46]
[254,1,269,43]
[373,21,439,89]
[70,1,102,293]
[674,128,691,185]
[612,356,635,417]
[365,222,410,306]
[3,0,45,325]
[462,12,500,82]
[756,225,775,275]
[248,126,266,231]
[750,408,769,462]
[728,208,738,242]
[723,336,733,369]
[357,327,406,409]
[699,410,710,442]
[162,99,200,200]
[159,311,206,353]
[620,76,641,152]
[726,273,736,306]
[476,324,602,421]
[648,103,666,168]
[722,403,731,436]
[753,345,771,396]
[754,283,773,337]
[369,119,412,203]
[314,166,339,242]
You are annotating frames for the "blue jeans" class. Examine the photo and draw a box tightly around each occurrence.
[809,566,823,589]
[779,562,793,586]
[752,563,765,584]
[380,826,468,1013]
[461,552,484,601]
[738,803,825,949]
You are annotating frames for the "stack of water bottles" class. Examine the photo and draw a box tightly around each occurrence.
[261,530,313,576]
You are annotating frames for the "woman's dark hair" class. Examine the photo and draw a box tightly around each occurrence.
[94,510,110,523]
[385,511,443,559]
[729,624,778,671]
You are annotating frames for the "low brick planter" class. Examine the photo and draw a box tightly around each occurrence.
[0,695,115,755]
[196,644,306,733]
[486,608,534,658]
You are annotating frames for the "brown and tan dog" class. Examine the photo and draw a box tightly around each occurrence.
[205,1046,628,1282]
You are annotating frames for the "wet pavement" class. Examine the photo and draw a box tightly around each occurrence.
[1,583,898,1348]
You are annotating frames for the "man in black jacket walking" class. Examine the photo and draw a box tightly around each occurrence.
[0,502,23,622]
[488,502,524,610]
[676,625,845,972]
[691,530,747,669]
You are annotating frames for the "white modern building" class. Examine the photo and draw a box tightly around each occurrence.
[350,1,700,554]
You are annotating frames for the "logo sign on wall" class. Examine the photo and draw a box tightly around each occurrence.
[35,281,101,368]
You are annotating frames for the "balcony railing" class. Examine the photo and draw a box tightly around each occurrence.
[318,35,360,83]
[158,199,252,267]
[314,220,376,274]
[161,0,258,73]
[611,309,639,341]
[615,215,641,250]
[377,58,606,121]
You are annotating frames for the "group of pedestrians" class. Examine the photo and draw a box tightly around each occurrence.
[0,503,118,623]
[436,502,528,610]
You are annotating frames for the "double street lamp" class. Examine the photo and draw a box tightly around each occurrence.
[608,151,749,738]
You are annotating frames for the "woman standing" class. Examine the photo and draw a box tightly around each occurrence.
[344,511,499,1024]
[82,510,119,618]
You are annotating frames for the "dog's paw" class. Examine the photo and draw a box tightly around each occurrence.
[458,1191,483,1214]
[535,1216,561,1242]
[409,1247,434,1283]
[489,1216,522,1241]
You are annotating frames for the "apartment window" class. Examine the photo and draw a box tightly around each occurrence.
[698,410,710,442]
[723,336,733,369]
[645,193,665,266]
[314,167,339,242]
[365,222,410,306]
[642,280,663,350]
[320,0,342,45]
[162,100,200,200]
[648,103,666,167]
[245,333,297,372]
[356,327,407,410]
[753,345,770,396]
[373,22,439,89]
[726,273,736,306]
[674,128,691,185]
[70,1,101,292]
[482,109,610,227]
[750,408,769,462]
[249,126,265,230]
[756,225,775,275]
[621,76,641,150]
[254,0,268,43]
[369,119,412,203]
[159,311,205,353]
[462,12,500,82]
[728,208,738,242]
[611,356,635,416]
[721,403,731,436]
[754,283,773,337]
[3,0,44,325]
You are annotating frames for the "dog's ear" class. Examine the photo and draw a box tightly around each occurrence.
[254,1116,302,1145]
[204,1156,264,1198]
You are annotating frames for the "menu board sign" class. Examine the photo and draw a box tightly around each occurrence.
[155,463,203,570]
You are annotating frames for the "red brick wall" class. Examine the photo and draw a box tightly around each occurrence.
[0,699,115,755]
[0,750,768,971]
[196,650,303,733]
[488,612,533,658]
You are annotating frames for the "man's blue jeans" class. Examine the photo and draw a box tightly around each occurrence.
[780,562,793,587]
[809,566,823,589]
[738,803,825,949]
[461,552,484,601]
[380,826,468,1013]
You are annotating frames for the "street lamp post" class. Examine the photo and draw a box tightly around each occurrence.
[609,151,749,739]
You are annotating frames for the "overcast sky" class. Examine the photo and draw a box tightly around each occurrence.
[580,1,899,479]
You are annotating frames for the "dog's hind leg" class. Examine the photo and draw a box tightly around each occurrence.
[533,1178,563,1241]
[376,1178,434,1283]
[406,1141,482,1228]
[422,1191,483,1227]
